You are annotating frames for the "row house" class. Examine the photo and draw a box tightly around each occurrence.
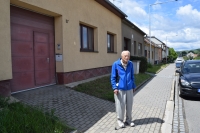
[0,0,161,97]
[122,18,146,57]
[0,0,129,96]
[144,36,165,64]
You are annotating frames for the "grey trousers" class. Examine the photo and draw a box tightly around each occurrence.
[114,89,133,123]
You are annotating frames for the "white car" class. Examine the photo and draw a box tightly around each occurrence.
[175,58,184,68]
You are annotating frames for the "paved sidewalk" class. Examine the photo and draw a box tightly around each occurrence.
[12,64,176,133]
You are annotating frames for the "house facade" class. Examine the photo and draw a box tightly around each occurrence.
[122,19,146,57]
[0,0,127,96]
[144,37,163,64]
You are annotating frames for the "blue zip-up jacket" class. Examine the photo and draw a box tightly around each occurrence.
[111,58,136,90]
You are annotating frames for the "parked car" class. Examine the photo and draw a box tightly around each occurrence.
[175,57,184,68]
[176,60,200,97]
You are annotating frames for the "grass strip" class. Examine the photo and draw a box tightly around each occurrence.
[73,73,152,102]
[0,97,74,133]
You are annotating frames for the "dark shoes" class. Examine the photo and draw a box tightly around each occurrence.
[125,121,135,127]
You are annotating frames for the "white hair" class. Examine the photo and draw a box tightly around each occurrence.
[121,50,130,57]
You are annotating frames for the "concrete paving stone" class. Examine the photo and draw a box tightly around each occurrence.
[145,124,151,128]
[140,125,146,129]
[173,124,178,128]
[94,128,105,133]
[134,125,141,130]
[152,130,160,133]
[92,126,101,130]
[101,128,111,132]
[149,125,156,130]
[173,128,179,132]
[173,120,178,123]
[155,126,161,131]
[150,123,156,127]
[180,128,185,131]
[138,128,145,133]
[173,121,178,124]
[173,126,178,130]
[148,131,155,133]
[127,129,139,133]
[107,130,117,133]
[86,130,96,133]
[144,128,150,132]
[173,116,178,119]
[122,128,130,132]
[179,118,184,121]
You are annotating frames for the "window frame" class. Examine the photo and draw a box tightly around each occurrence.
[107,33,114,53]
[80,24,94,52]
[134,41,137,55]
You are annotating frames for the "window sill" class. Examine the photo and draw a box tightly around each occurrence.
[80,49,99,53]
[107,52,117,54]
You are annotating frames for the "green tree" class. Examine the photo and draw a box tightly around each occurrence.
[182,51,187,56]
[169,48,178,61]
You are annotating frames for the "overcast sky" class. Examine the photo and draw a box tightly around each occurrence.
[109,0,200,51]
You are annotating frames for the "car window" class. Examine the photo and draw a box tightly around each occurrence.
[183,62,200,73]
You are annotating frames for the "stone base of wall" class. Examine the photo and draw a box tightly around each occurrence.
[0,66,111,96]
[0,80,11,97]
[57,66,111,84]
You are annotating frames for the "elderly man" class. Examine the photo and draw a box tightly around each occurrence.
[111,50,135,128]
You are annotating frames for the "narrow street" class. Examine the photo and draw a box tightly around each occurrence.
[183,96,200,133]
[174,72,200,133]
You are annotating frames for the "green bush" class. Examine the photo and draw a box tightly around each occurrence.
[148,63,153,68]
[130,56,148,73]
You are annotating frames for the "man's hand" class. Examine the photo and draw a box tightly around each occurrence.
[114,89,118,95]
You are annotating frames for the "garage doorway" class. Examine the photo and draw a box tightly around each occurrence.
[10,6,55,93]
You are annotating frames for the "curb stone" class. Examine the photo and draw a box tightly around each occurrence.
[70,130,83,133]
[161,78,175,133]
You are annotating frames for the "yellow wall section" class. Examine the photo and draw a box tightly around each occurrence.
[6,0,122,74]
[0,0,12,80]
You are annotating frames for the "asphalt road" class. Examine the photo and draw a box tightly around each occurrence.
[175,73,200,133]
[179,90,200,133]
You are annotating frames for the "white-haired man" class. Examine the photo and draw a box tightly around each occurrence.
[111,50,135,128]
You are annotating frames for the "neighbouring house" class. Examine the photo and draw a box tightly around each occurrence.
[187,52,197,59]
[122,18,146,57]
[0,0,127,96]
[144,36,164,64]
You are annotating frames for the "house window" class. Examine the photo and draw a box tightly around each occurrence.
[148,51,150,58]
[145,50,147,57]
[138,43,142,56]
[134,41,137,55]
[80,24,94,51]
[107,33,114,52]
[138,44,140,55]
[140,43,142,55]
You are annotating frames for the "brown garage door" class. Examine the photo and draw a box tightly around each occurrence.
[10,6,55,92]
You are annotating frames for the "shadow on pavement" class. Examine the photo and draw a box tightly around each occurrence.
[134,117,164,125]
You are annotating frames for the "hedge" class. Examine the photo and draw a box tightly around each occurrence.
[130,56,148,73]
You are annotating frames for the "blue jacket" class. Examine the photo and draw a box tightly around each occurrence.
[111,58,136,90]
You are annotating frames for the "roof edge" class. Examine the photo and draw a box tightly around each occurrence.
[123,18,147,35]
[95,0,127,19]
